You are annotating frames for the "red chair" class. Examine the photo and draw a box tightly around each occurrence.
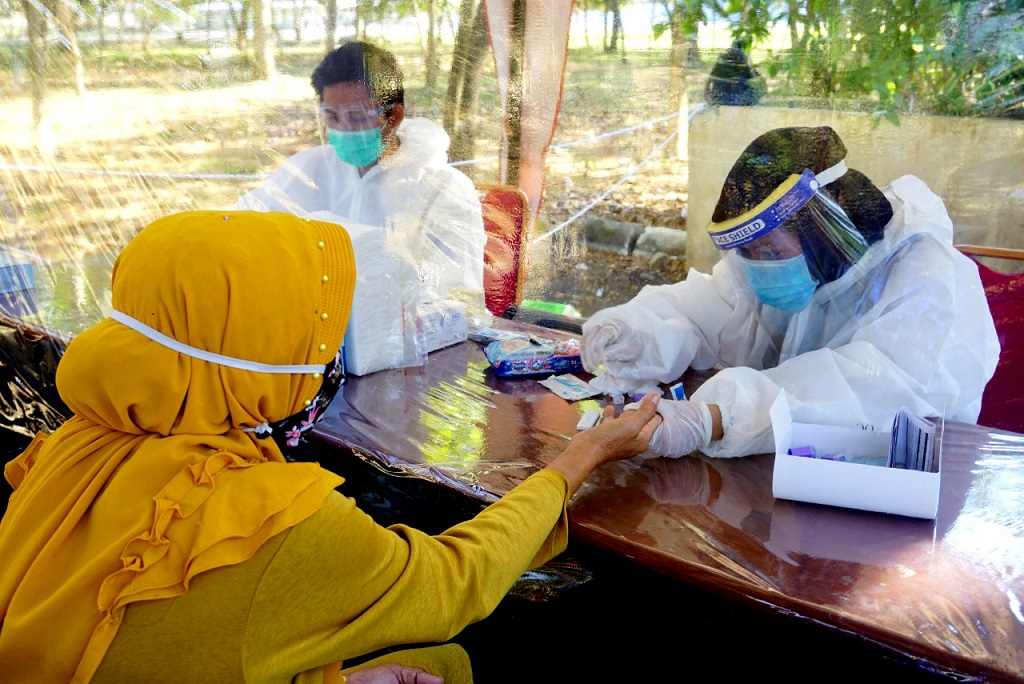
[956,244,1024,433]
[478,183,531,317]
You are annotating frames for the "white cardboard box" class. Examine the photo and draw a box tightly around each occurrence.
[416,299,468,354]
[769,394,941,519]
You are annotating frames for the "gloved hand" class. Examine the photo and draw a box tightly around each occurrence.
[581,319,648,373]
[647,400,713,458]
[582,301,701,402]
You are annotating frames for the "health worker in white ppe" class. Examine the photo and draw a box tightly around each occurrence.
[236,41,486,311]
[581,126,999,459]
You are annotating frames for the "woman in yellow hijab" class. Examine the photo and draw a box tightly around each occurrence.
[0,210,660,683]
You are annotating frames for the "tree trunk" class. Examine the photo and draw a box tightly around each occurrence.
[425,0,439,89]
[602,0,608,51]
[605,0,622,54]
[412,0,425,51]
[252,0,276,80]
[50,0,85,94]
[667,8,688,160]
[444,0,489,166]
[294,3,303,43]
[22,0,47,151]
[324,0,337,52]
[116,3,126,46]
[231,2,251,54]
[686,26,699,65]
[611,0,623,57]
[451,5,489,166]
[141,21,153,52]
[97,3,106,51]
[580,0,590,48]
[353,2,362,39]
[504,0,526,185]
[786,0,801,51]
[667,9,686,109]
[443,0,477,133]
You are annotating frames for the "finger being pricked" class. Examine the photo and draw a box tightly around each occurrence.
[583,393,662,463]
[606,391,657,420]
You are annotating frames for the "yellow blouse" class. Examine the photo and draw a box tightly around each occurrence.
[93,468,570,683]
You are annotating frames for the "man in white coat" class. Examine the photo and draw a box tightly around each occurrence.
[237,41,486,311]
[582,126,1000,459]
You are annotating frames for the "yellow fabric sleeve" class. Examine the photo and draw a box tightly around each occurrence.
[245,468,570,682]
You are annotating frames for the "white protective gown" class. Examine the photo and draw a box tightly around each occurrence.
[236,117,486,304]
[590,176,1000,458]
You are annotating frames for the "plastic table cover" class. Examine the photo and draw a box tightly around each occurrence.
[310,335,1024,684]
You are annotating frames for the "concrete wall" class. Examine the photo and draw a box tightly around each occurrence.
[686,107,1024,274]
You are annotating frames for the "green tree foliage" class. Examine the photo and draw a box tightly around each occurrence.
[655,0,1023,121]
[924,0,1024,119]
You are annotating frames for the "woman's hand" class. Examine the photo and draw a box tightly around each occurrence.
[346,664,443,684]
[546,393,662,494]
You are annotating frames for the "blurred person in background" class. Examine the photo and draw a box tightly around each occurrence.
[237,40,485,312]
[704,40,765,107]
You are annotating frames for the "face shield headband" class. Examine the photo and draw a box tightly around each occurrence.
[707,160,870,286]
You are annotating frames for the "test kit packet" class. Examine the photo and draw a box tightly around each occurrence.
[538,374,601,400]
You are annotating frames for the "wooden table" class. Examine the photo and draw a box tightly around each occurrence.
[312,333,1024,684]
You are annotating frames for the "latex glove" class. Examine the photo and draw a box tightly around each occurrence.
[588,372,661,406]
[646,400,713,458]
[580,318,647,374]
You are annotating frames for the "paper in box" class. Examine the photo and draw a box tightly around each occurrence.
[769,394,941,519]
[344,298,467,376]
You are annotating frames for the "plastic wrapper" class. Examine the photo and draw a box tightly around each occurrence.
[0,250,116,437]
[483,333,582,377]
[311,335,1024,683]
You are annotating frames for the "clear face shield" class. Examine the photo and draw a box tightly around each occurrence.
[707,164,870,313]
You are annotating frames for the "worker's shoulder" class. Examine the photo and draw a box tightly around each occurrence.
[282,144,337,169]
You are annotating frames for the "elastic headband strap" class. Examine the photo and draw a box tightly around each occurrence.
[110,309,327,375]
[814,158,847,187]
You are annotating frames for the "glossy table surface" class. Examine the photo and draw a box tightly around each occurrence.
[311,330,1024,683]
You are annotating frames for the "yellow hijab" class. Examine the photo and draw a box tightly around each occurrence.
[0,211,356,682]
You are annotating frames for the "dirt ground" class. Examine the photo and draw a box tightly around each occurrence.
[523,151,692,317]
[524,239,689,317]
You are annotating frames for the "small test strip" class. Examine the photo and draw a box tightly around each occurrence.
[576,408,603,431]
[669,382,686,401]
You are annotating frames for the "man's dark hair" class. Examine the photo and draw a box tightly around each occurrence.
[311,41,404,109]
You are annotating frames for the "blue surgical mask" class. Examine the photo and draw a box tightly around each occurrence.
[736,253,819,312]
[328,127,384,168]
